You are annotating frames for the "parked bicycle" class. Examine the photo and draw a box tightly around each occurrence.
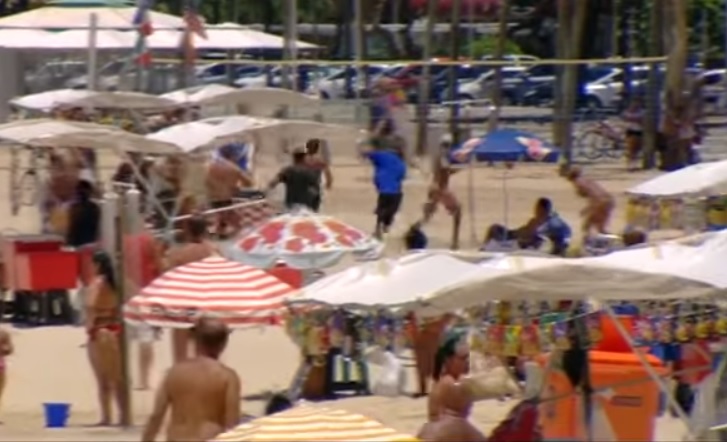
[574,119,625,161]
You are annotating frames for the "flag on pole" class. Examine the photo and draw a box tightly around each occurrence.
[132,0,155,67]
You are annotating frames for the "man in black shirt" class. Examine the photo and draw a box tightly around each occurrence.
[267,147,320,211]
[66,180,101,247]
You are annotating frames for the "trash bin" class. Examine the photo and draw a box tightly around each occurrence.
[538,351,667,441]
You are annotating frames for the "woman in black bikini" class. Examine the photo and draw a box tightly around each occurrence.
[85,251,129,426]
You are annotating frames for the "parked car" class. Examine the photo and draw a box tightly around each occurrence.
[583,65,651,109]
[65,59,129,91]
[236,65,340,92]
[456,66,528,102]
[195,63,266,85]
[413,64,491,103]
[27,61,88,93]
[308,65,387,99]
[699,68,726,107]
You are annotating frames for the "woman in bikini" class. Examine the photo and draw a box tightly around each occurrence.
[0,326,13,419]
[85,251,129,426]
[428,329,471,422]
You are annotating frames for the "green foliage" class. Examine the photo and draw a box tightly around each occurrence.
[466,35,523,58]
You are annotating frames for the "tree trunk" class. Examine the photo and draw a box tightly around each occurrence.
[661,0,689,170]
[487,0,510,133]
[447,0,463,143]
[414,0,437,157]
[556,0,588,170]
[642,0,662,169]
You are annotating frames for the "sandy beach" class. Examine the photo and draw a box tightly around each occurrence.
[0,146,691,440]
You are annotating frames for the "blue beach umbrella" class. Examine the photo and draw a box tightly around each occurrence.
[450,128,560,164]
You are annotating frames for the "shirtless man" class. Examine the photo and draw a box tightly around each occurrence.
[141,316,240,442]
[164,216,220,363]
[43,148,86,235]
[417,378,485,442]
[421,140,462,249]
[565,167,615,235]
[206,147,253,238]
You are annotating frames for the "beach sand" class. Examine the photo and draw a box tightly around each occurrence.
[0,148,690,440]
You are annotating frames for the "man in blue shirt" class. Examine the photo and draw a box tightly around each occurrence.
[518,197,572,255]
[359,136,406,239]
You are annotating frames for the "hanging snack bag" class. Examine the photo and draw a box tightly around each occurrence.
[503,325,521,357]
[553,321,570,350]
[520,324,541,356]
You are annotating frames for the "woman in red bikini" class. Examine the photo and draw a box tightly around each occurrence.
[85,251,129,426]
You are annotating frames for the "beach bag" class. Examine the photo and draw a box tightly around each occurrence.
[367,348,406,397]
[488,398,543,442]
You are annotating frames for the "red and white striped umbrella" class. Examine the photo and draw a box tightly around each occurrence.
[123,256,298,329]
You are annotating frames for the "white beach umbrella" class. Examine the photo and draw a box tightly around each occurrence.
[146,120,252,154]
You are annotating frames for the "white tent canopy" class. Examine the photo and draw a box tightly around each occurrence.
[626,160,727,198]
[0,5,183,29]
[146,121,247,154]
[421,240,726,314]
[147,23,317,50]
[161,85,319,109]
[0,118,178,154]
[10,89,177,111]
[291,253,483,310]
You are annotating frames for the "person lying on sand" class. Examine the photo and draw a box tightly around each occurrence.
[417,378,486,442]
[141,316,241,442]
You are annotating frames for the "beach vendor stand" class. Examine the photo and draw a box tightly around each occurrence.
[418,237,727,442]
[285,252,484,400]
[0,118,179,325]
[625,159,727,234]
[227,209,381,399]
[213,404,418,442]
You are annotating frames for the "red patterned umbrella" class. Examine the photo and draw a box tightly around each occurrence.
[226,209,381,269]
[123,256,297,328]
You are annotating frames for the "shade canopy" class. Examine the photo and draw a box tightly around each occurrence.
[11,89,177,111]
[0,118,178,154]
[626,160,727,198]
[0,5,183,29]
[292,253,482,311]
[161,85,318,108]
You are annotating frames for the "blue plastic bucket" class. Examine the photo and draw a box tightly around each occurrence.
[43,402,70,428]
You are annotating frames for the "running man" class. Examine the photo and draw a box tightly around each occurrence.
[141,316,241,442]
[205,146,253,237]
[422,138,462,250]
[359,136,406,239]
[565,167,615,235]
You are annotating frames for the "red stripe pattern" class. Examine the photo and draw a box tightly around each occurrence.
[123,256,297,328]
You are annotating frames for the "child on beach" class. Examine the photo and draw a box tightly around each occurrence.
[0,327,12,419]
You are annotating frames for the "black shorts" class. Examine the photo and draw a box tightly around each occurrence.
[625,129,643,138]
[375,193,403,227]
[210,199,234,209]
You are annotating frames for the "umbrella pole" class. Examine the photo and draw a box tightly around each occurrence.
[467,157,476,245]
[111,191,134,427]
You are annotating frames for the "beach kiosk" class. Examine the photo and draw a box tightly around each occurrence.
[625,160,727,233]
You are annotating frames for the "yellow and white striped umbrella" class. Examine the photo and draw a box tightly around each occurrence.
[213,405,418,442]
